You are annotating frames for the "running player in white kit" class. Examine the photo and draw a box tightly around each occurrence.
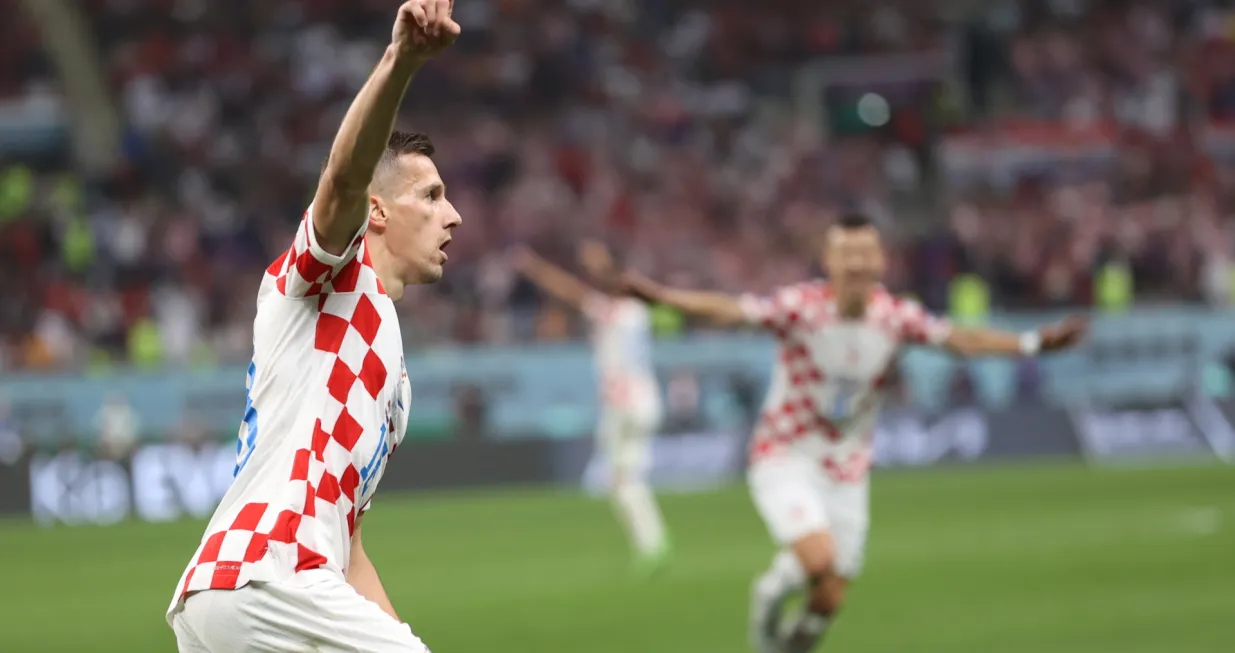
[624,214,1086,652]
[514,240,671,576]
[166,3,461,651]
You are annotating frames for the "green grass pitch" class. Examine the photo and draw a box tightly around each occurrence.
[2,461,1232,652]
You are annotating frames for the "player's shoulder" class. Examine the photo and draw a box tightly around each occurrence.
[881,289,929,316]
[772,278,832,307]
[866,287,935,326]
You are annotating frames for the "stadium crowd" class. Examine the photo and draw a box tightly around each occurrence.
[2,0,1235,371]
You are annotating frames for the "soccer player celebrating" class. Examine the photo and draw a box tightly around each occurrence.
[513,241,672,575]
[165,3,461,651]
[623,214,1086,653]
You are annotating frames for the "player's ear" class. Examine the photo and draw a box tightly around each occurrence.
[367,195,388,233]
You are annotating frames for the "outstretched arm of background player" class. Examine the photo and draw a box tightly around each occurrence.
[512,247,598,312]
[621,271,747,326]
[940,316,1089,358]
[347,518,402,622]
[312,0,459,254]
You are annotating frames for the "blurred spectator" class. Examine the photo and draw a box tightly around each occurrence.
[664,369,703,432]
[1,0,1234,371]
[94,393,140,460]
[452,384,488,440]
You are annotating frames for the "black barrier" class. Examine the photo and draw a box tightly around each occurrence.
[1067,397,1230,464]
[562,405,1086,495]
[0,454,30,516]
[4,400,1232,525]
[26,444,233,526]
[382,437,560,491]
[871,404,1081,467]
[8,437,564,525]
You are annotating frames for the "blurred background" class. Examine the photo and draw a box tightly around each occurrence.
[0,0,1233,651]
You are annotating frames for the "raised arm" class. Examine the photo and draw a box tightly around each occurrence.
[513,248,598,312]
[621,271,747,326]
[313,0,459,254]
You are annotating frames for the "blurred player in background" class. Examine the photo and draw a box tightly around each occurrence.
[624,213,1087,653]
[165,2,461,652]
[514,241,671,576]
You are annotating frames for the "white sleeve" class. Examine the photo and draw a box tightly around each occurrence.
[266,203,368,298]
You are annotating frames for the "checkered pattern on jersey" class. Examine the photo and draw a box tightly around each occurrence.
[177,212,397,598]
[863,291,952,346]
[741,283,951,463]
[266,209,386,298]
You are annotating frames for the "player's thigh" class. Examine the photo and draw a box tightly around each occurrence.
[599,411,652,480]
[748,457,831,550]
[819,478,871,579]
[171,609,213,653]
[299,575,430,653]
[175,587,312,653]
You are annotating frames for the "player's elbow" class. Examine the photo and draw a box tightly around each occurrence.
[312,177,371,248]
[319,164,371,201]
[940,337,977,359]
[944,343,974,358]
[696,301,745,327]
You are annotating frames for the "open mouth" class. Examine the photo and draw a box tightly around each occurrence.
[439,239,451,260]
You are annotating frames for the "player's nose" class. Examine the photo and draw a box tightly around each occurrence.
[444,199,462,227]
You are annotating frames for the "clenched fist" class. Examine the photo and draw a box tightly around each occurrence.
[392,0,460,60]
[1037,315,1089,352]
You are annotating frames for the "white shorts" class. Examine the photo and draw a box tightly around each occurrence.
[170,570,430,653]
[747,456,870,579]
[597,406,659,478]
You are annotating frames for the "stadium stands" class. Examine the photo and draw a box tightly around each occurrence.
[0,0,1233,374]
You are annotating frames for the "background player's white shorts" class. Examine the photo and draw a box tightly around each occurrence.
[747,455,870,578]
[170,569,430,653]
[597,404,660,478]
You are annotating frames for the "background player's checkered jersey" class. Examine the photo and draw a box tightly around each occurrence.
[583,295,660,416]
[739,282,951,480]
[166,205,411,622]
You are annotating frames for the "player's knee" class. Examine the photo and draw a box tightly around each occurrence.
[610,470,632,494]
[791,531,836,581]
[808,574,847,616]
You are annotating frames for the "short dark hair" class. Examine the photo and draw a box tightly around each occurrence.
[319,130,435,179]
[386,130,435,158]
[835,213,874,230]
[369,131,436,195]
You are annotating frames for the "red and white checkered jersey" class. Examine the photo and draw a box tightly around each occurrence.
[583,295,661,416]
[166,205,411,622]
[740,282,950,482]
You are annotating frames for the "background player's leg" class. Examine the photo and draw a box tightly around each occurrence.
[608,415,670,574]
[747,458,829,653]
[779,531,846,653]
[779,477,869,653]
[749,549,807,652]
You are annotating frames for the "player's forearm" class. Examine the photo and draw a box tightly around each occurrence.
[655,288,746,326]
[943,327,1036,358]
[347,545,402,621]
[315,47,424,248]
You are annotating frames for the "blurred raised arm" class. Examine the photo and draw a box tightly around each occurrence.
[621,272,748,326]
[513,248,596,312]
